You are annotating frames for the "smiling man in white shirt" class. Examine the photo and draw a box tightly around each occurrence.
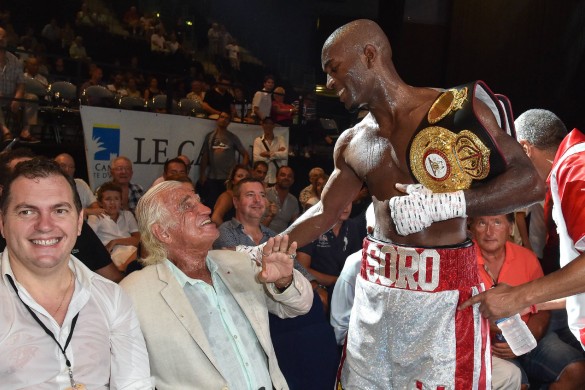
[0,157,152,389]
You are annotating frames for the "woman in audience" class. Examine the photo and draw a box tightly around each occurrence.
[304,174,328,212]
[88,181,141,271]
[143,76,162,100]
[211,163,250,227]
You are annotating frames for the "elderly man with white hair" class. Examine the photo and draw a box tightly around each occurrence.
[120,180,313,390]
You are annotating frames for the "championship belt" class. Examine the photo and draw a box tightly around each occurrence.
[408,82,508,193]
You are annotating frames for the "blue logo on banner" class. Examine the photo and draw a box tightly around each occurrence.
[92,126,120,161]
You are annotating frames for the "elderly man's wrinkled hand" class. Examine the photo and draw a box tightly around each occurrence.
[257,235,297,287]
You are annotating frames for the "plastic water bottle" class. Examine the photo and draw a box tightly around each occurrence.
[496,313,537,356]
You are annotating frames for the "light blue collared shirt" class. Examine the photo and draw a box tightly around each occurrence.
[166,258,272,390]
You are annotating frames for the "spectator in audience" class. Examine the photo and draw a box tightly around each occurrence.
[350,183,371,218]
[22,56,48,140]
[120,180,311,389]
[75,2,95,27]
[263,165,299,233]
[100,156,145,214]
[150,26,167,53]
[251,160,269,183]
[107,73,128,97]
[143,76,162,101]
[166,32,181,54]
[297,203,364,299]
[207,22,223,61]
[88,182,141,271]
[202,73,234,117]
[186,78,206,103]
[80,66,105,95]
[54,152,105,218]
[0,157,152,388]
[253,116,288,186]
[125,77,141,98]
[0,149,123,282]
[60,22,75,50]
[198,112,249,207]
[470,213,585,389]
[330,203,373,343]
[213,177,275,248]
[271,86,297,126]
[69,35,89,60]
[299,167,325,211]
[212,177,315,286]
[231,83,254,123]
[252,74,275,121]
[211,163,250,227]
[48,57,70,82]
[151,157,188,188]
[40,18,61,46]
[304,174,328,212]
[0,27,32,143]
[123,6,141,35]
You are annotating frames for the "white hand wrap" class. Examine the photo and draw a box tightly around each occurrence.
[388,184,467,236]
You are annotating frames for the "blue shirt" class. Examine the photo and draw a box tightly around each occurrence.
[214,218,315,282]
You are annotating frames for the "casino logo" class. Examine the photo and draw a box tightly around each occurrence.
[89,125,120,161]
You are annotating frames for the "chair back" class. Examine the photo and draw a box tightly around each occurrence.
[24,77,48,97]
[118,96,146,111]
[147,94,177,113]
[47,81,78,107]
[178,98,203,116]
[81,85,115,107]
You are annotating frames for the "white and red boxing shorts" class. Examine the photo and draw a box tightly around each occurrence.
[338,237,490,390]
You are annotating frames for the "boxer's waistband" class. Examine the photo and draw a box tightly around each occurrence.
[361,236,479,292]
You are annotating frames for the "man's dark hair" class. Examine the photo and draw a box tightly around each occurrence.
[276,165,294,176]
[263,74,275,83]
[96,181,123,201]
[233,177,265,198]
[253,160,268,170]
[1,157,82,214]
[164,174,193,184]
[163,157,187,174]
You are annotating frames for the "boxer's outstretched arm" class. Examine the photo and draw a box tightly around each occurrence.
[284,134,363,248]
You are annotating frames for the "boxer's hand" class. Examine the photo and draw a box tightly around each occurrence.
[389,183,466,235]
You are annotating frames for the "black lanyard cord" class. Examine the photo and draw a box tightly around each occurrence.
[6,274,79,385]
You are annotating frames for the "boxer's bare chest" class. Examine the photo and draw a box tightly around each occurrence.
[346,119,419,201]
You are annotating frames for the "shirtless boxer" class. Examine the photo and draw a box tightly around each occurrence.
[282,19,544,389]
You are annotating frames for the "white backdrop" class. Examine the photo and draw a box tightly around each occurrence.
[80,106,289,190]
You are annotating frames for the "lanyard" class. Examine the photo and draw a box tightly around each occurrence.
[6,274,80,388]
[483,263,499,287]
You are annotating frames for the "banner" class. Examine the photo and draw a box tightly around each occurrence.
[80,106,289,190]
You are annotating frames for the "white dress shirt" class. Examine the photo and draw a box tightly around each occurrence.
[0,251,152,389]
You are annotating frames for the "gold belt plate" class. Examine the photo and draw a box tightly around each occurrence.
[410,126,491,192]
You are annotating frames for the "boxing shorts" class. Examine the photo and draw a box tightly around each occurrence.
[338,236,490,390]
